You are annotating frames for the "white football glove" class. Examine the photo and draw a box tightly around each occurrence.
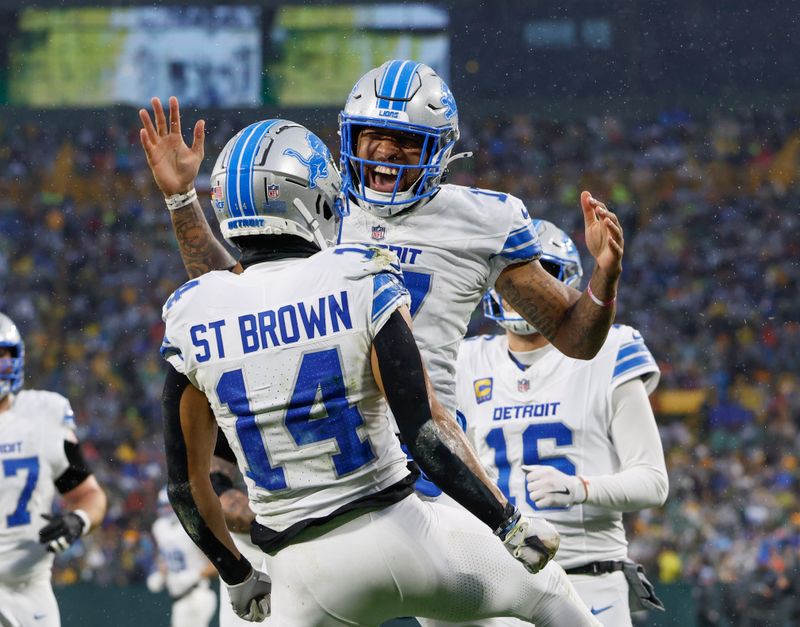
[226,569,272,622]
[523,465,587,509]
[497,510,560,574]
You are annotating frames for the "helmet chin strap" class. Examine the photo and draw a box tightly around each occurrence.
[292,198,328,249]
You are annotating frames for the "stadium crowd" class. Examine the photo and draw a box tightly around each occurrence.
[0,104,797,623]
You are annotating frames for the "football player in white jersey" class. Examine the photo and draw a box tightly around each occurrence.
[454,221,669,627]
[147,487,217,627]
[139,59,624,417]
[0,313,107,627]
[154,120,601,626]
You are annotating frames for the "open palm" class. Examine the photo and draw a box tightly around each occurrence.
[139,96,205,197]
[581,190,623,276]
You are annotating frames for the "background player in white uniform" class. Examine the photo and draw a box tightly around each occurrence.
[0,313,107,627]
[147,487,217,627]
[455,221,669,626]
[153,120,601,626]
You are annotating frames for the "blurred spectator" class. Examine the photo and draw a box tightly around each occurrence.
[0,105,797,627]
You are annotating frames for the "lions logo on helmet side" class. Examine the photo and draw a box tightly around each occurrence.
[339,59,461,217]
[211,121,341,250]
[283,132,331,189]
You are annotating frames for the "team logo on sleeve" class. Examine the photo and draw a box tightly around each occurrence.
[517,378,530,393]
[371,225,386,240]
[474,378,493,404]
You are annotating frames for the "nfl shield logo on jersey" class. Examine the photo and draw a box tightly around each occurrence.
[474,378,493,404]
[518,378,530,392]
[267,184,281,200]
[371,225,386,240]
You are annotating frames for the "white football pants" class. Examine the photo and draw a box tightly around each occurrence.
[420,570,630,627]
[263,494,600,626]
[171,581,217,627]
[0,577,60,627]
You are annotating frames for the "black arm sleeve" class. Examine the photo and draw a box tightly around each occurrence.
[55,441,93,494]
[162,365,251,584]
[373,310,512,530]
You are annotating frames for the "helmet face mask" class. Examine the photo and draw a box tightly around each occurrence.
[211,120,343,250]
[483,221,584,336]
[340,60,459,217]
[0,313,24,399]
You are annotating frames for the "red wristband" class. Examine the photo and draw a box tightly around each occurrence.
[587,283,616,308]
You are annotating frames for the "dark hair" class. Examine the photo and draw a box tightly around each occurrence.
[231,234,321,269]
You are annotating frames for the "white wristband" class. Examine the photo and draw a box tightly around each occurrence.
[73,508,92,536]
[165,188,197,212]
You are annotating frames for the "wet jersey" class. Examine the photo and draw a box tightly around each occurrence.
[161,245,410,533]
[0,391,75,585]
[456,325,660,568]
[339,184,541,415]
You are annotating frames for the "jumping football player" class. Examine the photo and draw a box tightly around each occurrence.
[453,221,668,626]
[138,60,624,438]
[0,312,107,627]
[157,120,600,625]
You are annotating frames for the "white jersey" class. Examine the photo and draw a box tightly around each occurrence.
[0,390,75,585]
[340,184,541,415]
[456,325,660,568]
[161,244,410,534]
[152,513,212,598]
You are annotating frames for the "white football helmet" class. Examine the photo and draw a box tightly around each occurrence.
[0,312,24,399]
[211,120,342,249]
[484,220,583,335]
[339,59,461,216]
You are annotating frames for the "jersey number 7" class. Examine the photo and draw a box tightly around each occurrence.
[3,457,40,527]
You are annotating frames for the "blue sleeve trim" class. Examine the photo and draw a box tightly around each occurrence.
[165,279,200,312]
[612,353,656,379]
[502,225,536,252]
[159,336,184,362]
[372,273,408,323]
[616,341,651,363]
[497,242,543,261]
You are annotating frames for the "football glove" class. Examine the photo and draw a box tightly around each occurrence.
[39,511,88,553]
[496,509,560,574]
[524,465,587,509]
[226,568,272,622]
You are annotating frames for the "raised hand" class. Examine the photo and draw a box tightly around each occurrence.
[580,190,623,278]
[139,96,205,196]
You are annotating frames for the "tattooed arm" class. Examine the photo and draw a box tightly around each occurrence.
[171,199,240,278]
[139,96,241,278]
[495,191,622,359]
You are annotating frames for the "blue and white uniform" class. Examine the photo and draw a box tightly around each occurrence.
[456,325,665,626]
[161,244,411,533]
[340,184,541,417]
[151,513,217,627]
[0,391,76,627]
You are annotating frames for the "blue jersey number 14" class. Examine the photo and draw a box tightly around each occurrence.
[216,349,376,491]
